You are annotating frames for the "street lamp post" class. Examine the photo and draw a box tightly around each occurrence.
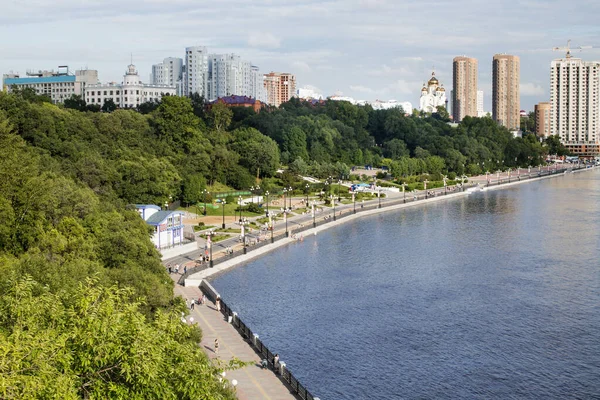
[221,200,226,229]
[265,191,270,217]
[238,196,242,223]
[250,186,254,205]
[337,178,342,201]
[282,188,287,213]
[443,175,447,195]
[331,195,336,220]
[378,190,382,208]
[241,221,247,254]
[508,168,512,183]
[401,183,406,203]
[353,191,356,213]
[208,230,214,268]
[288,186,292,210]
[305,184,309,206]
[270,214,274,243]
[424,180,429,199]
[312,201,316,227]
[203,189,208,216]
[285,210,289,237]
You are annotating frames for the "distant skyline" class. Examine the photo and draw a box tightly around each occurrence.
[2,0,600,111]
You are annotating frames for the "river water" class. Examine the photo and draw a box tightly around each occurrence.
[210,171,600,399]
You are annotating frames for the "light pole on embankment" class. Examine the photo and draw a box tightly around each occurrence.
[353,191,356,213]
[305,184,310,206]
[401,183,406,203]
[443,175,447,195]
[424,180,429,199]
[312,201,316,228]
[284,210,289,237]
[265,191,270,217]
[337,178,342,202]
[238,196,242,223]
[288,186,292,210]
[270,214,274,243]
[241,219,249,254]
[331,195,336,221]
[207,230,214,268]
[203,189,208,216]
[221,200,226,229]
[378,189,382,208]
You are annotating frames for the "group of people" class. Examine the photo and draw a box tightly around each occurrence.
[167,263,182,274]
[260,353,280,372]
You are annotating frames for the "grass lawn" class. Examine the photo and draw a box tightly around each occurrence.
[198,233,230,242]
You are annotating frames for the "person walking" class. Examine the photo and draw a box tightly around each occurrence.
[273,354,280,372]
[215,296,221,312]
[183,265,187,274]
[174,264,180,274]
[167,264,172,274]
[214,338,219,354]
[190,299,195,310]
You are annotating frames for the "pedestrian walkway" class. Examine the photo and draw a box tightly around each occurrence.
[174,284,298,400]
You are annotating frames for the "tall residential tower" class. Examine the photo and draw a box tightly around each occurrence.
[452,56,478,122]
[264,72,296,107]
[550,55,600,156]
[492,54,520,130]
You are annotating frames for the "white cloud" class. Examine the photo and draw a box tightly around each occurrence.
[291,61,311,72]
[520,82,545,96]
[248,33,281,49]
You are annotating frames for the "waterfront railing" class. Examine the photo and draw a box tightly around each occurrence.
[199,280,318,400]
[178,165,588,285]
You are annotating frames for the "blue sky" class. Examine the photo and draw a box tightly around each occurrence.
[2,0,600,111]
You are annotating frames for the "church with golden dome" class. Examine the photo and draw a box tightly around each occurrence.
[419,71,447,113]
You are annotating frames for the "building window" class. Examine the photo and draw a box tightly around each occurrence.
[136,90,139,94]
[125,90,128,94]
[110,91,113,95]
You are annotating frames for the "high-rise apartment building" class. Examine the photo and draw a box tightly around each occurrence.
[534,102,551,137]
[184,46,209,97]
[550,56,600,156]
[452,56,478,122]
[263,72,296,107]
[492,54,520,130]
[477,90,485,117]
[207,54,252,101]
[151,57,183,94]
[250,66,267,103]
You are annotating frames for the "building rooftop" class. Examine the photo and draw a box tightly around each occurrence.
[212,95,258,105]
[145,210,183,225]
[3,75,76,85]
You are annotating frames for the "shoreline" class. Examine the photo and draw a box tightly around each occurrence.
[185,165,596,286]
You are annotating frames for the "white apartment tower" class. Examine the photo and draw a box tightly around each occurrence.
[184,46,209,97]
[207,54,252,101]
[250,66,267,103]
[550,55,600,156]
[151,57,183,94]
[477,90,485,117]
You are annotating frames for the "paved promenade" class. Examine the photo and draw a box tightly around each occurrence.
[174,283,298,400]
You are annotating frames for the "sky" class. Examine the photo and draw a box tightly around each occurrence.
[2,0,600,111]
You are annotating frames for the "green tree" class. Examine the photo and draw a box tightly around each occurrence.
[229,127,280,178]
[64,94,87,111]
[101,98,117,113]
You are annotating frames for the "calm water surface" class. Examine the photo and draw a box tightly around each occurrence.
[211,171,600,399]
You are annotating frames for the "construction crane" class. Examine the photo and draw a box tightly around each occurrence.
[553,39,594,58]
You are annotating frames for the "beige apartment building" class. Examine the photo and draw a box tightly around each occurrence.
[550,56,600,156]
[534,102,551,137]
[452,56,478,122]
[492,54,520,130]
[263,72,296,107]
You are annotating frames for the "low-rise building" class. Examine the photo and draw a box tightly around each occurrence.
[83,64,176,109]
[135,205,185,250]
[2,66,98,104]
[208,95,264,113]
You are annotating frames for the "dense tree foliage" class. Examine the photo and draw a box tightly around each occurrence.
[0,89,568,397]
[0,93,239,398]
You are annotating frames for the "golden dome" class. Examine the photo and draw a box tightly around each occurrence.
[437,86,446,92]
[427,71,439,86]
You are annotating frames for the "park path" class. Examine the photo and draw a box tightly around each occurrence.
[173,283,298,400]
